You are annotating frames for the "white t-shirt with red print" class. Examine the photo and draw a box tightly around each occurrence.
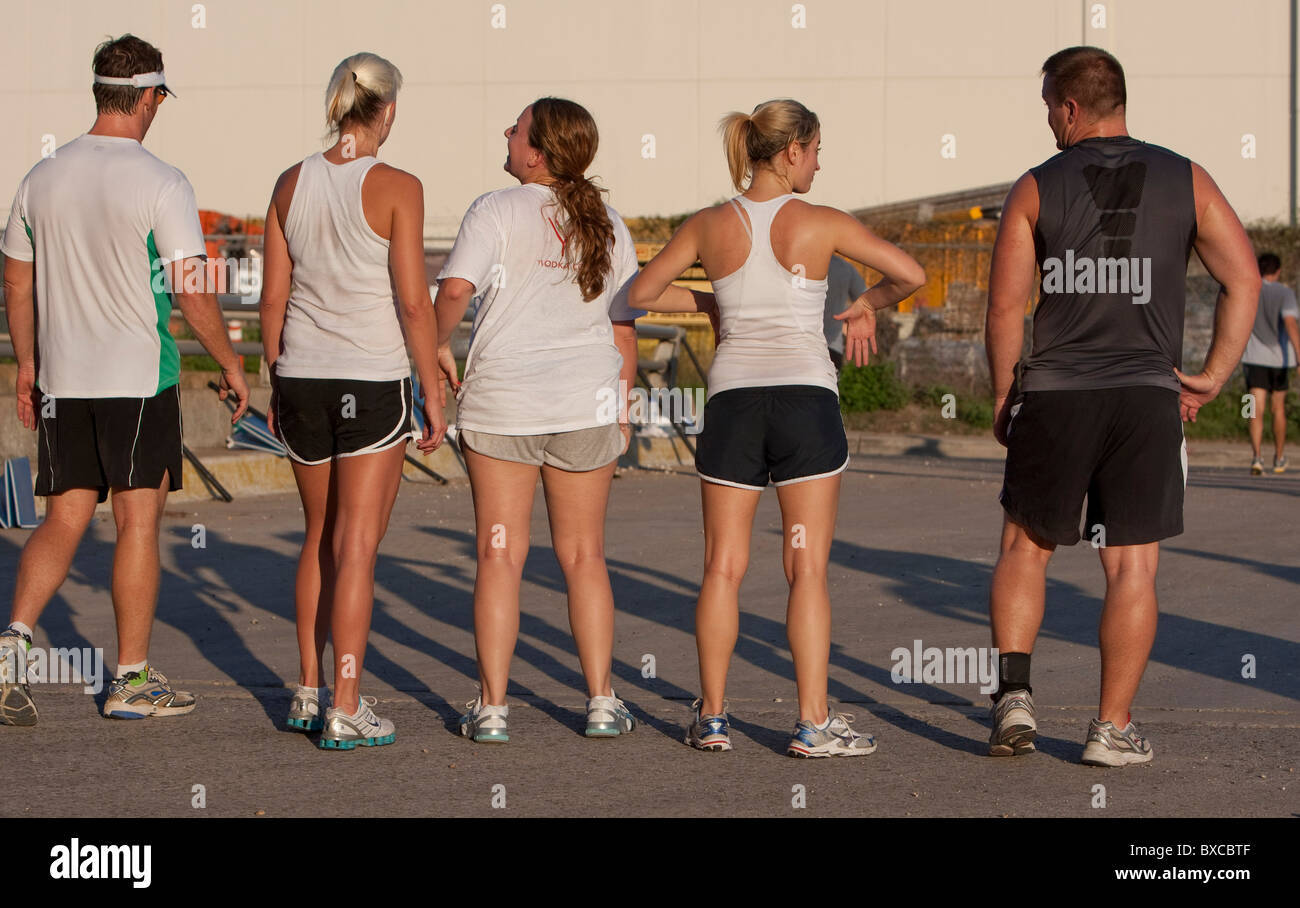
[437,181,643,435]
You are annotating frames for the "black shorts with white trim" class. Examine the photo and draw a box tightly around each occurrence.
[35,384,183,503]
[695,385,849,490]
[274,376,414,465]
[1000,386,1185,547]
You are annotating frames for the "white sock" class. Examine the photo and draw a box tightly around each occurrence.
[7,622,33,640]
[117,659,147,679]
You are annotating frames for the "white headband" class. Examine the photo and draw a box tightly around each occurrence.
[93,71,169,89]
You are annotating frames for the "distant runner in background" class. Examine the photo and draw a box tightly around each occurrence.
[823,255,868,372]
[259,52,445,750]
[0,34,249,726]
[1242,252,1299,475]
[985,46,1258,766]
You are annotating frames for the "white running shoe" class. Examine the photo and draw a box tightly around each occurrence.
[318,695,395,750]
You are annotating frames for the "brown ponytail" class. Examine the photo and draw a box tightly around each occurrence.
[528,97,614,302]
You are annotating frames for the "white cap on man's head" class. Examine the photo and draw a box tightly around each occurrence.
[93,70,175,97]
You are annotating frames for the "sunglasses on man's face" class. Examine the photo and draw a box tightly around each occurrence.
[154,86,171,101]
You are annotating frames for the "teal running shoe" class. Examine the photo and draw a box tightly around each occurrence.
[318,695,395,750]
[585,692,635,737]
[459,696,509,743]
[287,684,327,732]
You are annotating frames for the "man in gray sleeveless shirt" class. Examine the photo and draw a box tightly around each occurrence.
[983,47,1259,766]
[1242,253,1300,474]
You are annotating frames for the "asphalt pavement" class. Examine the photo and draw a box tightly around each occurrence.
[0,451,1295,817]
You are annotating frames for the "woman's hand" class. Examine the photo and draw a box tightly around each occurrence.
[417,395,447,454]
[437,344,460,394]
[834,297,878,367]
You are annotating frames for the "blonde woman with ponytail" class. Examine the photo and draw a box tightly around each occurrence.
[259,53,447,750]
[630,99,925,757]
[434,98,644,743]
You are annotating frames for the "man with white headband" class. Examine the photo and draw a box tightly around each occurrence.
[0,34,248,726]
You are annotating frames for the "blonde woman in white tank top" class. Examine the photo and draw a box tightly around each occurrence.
[631,99,925,758]
[259,53,448,750]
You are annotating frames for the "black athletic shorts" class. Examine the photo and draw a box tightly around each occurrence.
[695,385,849,490]
[1000,386,1186,547]
[35,384,183,503]
[275,376,414,465]
[1243,364,1290,393]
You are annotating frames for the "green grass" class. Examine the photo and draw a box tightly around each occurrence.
[838,361,909,412]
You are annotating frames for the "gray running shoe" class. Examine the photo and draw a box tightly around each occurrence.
[287,684,328,732]
[1081,717,1154,766]
[1274,456,1288,474]
[585,692,635,737]
[684,698,732,752]
[989,689,1036,756]
[459,697,509,743]
[102,666,196,719]
[318,695,395,750]
[787,708,877,758]
[1251,457,1264,476]
[0,629,36,727]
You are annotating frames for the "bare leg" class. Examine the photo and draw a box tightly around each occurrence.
[540,460,617,699]
[774,474,840,724]
[989,515,1056,655]
[1271,390,1287,462]
[1096,542,1159,726]
[9,488,99,628]
[328,445,405,714]
[289,460,335,689]
[1248,387,1265,460]
[463,444,540,707]
[696,481,761,716]
[108,474,170,666]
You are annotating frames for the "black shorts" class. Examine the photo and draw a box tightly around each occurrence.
[695,385,849,490]
[1000,386,1186,547]
[35,384,183,503]
[275,376,414,464]
[1243,364,1290,393]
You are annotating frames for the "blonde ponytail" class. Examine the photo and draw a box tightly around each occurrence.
[717,99,820,192]
[324,52,403,137]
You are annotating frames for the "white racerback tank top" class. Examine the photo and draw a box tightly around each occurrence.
[706,194,838,399]
[275,152,409,381]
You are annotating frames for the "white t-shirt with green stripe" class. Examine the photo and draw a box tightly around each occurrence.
[1,134,206,399]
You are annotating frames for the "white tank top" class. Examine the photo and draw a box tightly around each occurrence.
[275,152,409,381]
[707,194,838,399]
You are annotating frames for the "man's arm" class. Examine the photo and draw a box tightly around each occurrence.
[3,257,39,430]
[1286,316,1300,369]
[171,256,249,421]
[1177,163,1261,421]
[985,172,1039,445]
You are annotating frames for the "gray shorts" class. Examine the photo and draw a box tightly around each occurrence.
[458,423,623,471]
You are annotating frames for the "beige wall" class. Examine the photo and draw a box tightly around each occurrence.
[0,0,1292,239]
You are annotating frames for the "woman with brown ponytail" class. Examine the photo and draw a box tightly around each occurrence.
[631,99,925,757]
[433,98,644,743]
